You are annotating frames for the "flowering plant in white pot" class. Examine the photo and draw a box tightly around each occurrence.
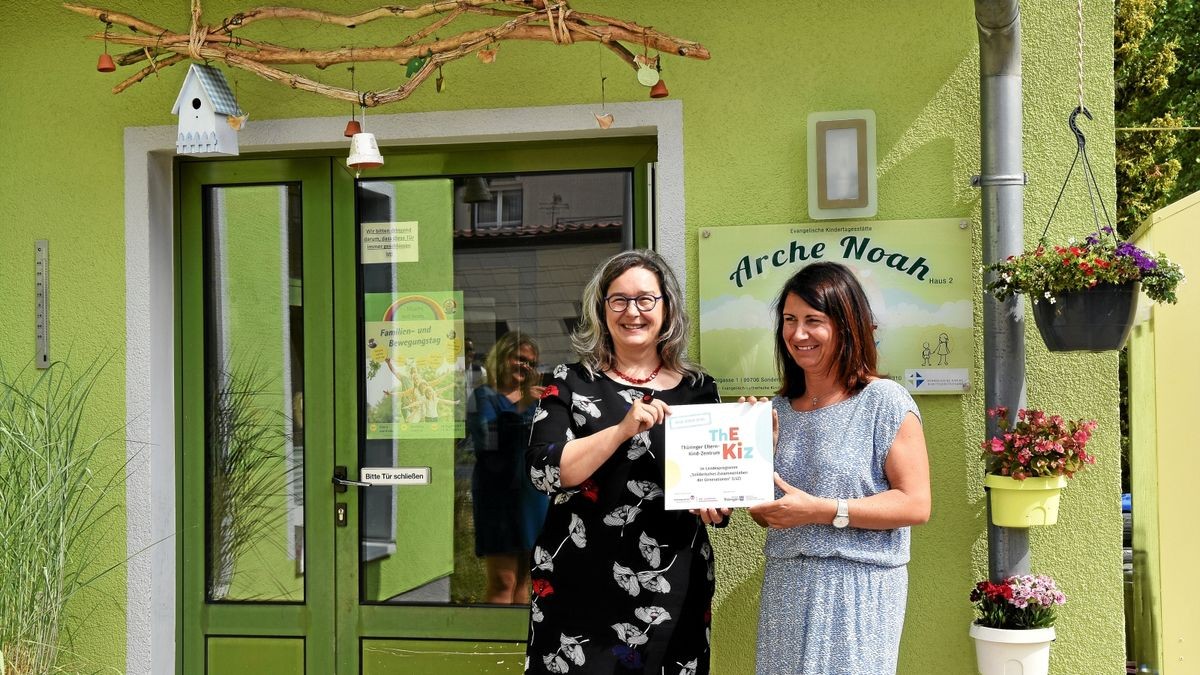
[968,574,1067,675]
[970,574,1066,629]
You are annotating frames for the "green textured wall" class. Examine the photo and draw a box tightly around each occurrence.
[0,1,1123,673]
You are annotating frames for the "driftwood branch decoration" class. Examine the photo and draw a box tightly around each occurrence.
[65,0,709,107]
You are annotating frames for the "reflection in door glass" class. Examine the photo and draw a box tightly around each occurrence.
[203,184,306,602]
[356,171,629,605]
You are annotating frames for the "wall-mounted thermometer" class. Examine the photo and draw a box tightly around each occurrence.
[35,240,49,369]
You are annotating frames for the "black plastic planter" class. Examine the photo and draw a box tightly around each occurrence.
[1031,281,1139,352]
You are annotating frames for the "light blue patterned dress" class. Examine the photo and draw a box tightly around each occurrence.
[756,379,920,675]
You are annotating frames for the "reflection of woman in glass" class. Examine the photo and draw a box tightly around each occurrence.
[469,331,548,604]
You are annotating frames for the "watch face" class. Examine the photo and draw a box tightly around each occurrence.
[833,515,850,528]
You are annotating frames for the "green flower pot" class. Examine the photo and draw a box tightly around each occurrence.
[985,474,1069,527]
[1031,281,1139,352]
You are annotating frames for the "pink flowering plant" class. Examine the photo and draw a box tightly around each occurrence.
[982,406,1097,480]
[971,574,1066,629]
[985,227,1184,305]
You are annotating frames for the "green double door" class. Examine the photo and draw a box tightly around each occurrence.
[178,140,653,674]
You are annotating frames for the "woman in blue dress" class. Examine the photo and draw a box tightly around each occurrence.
[469,331,549,604]
[747,262,931,674]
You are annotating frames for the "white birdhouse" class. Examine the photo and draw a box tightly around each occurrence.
[171,64,246,156]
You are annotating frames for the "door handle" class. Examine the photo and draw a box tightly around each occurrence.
[332,465,371,492]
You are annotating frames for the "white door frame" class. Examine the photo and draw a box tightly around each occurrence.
[121,100,687,674]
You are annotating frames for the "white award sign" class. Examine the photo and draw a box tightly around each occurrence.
[663,402,774,510]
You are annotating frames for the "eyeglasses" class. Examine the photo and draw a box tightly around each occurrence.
[604,294,663,313]
[515,357,538,369]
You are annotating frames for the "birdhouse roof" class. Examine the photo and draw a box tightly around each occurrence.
[171,64,243,116]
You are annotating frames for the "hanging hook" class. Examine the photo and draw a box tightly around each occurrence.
[1068,106,1092,150]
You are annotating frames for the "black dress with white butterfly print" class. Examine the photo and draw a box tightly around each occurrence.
[524,363,720,675]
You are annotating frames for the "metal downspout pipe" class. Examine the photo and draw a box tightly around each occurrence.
[975,0,1029,580]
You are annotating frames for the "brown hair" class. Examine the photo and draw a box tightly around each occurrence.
[773,262,882,398]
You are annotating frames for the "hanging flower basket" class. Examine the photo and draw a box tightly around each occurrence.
[969,624,1056,675]
[986,232,1182,354]
[985,109,1183,353]
[1030,281,1139,352]
[985,474,1069,527]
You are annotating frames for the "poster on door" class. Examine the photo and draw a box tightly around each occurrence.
[698,219,975,397]
[363,291,465,439]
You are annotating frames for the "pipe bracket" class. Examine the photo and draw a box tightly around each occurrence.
[971,173,1028,187]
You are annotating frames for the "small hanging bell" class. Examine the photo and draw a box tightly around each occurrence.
[649,79,669,99]
[343,119,362,137]
[347,132,385,174]
[97,53,116,73]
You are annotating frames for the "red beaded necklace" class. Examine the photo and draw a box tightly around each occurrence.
[611,362,662,385]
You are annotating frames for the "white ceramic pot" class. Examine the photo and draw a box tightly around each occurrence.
[969,623,1055,675]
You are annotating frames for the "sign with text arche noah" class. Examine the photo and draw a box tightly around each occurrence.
[698,220,974,397]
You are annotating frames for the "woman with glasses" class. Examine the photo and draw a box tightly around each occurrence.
[524,250,721,674]
[469,331,548,604]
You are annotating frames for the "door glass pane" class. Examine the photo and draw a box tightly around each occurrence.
[204,184,306,602]
[356,171,629,606]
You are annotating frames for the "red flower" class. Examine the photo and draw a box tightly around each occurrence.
[580,479,599,502]
[541,384,559,399]
[532,579,555,598]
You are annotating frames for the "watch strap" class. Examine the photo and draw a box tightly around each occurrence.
[833,498,850,528]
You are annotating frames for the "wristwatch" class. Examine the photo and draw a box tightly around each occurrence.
[832,498,850,529]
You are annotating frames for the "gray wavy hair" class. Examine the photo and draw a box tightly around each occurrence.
[571,249,703,383]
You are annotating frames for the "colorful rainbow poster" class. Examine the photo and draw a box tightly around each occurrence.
[363,291,465,439]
